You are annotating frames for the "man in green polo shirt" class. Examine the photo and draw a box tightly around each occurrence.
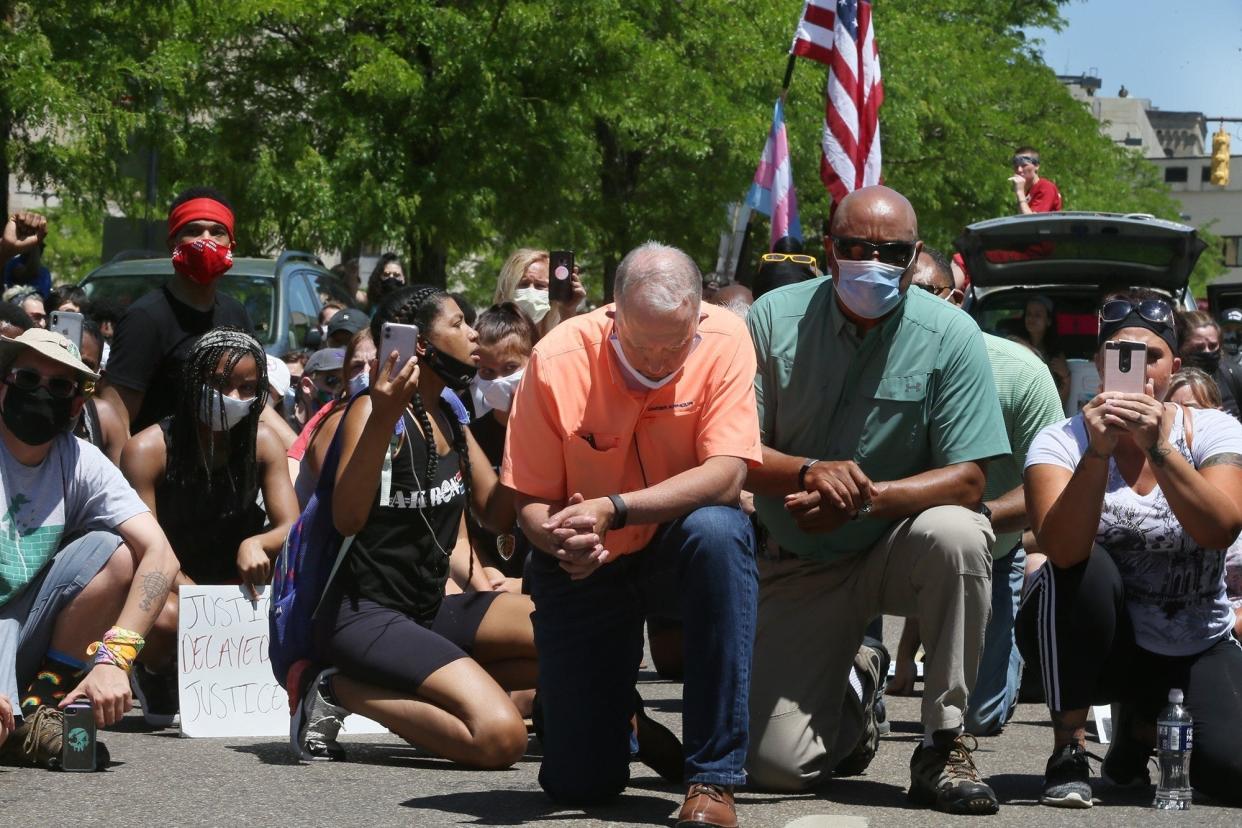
[745,186,1009,815]
[887,248,1064,739]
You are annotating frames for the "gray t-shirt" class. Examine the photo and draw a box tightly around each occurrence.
[1026,406,1242,656]
[0,434,149,608]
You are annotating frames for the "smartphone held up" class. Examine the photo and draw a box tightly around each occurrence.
[1103,339,1147,396]
[381,322,419,379]
[548,250,575,305]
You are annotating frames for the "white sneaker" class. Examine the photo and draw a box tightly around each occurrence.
[290,667,348,761]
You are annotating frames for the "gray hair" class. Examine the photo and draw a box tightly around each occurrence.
[614,242,702,315]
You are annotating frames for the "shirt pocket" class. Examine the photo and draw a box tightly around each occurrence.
[563,432,633,501]
[861,372,931,456]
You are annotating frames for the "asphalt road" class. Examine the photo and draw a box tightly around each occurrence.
[4,619,1238,827]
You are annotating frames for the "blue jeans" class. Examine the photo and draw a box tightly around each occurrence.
[528,505,758,804]
[964,543,1025,736]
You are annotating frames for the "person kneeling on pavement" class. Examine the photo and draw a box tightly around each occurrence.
[503,242,760,828]
[745,186,1009,815]
[1019,290,1242,808]
[0,329,177,767]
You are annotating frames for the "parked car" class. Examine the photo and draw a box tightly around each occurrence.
[80,250,330,356]
[956,211,1207,415]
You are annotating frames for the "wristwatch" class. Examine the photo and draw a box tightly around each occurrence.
[798,458,820,490]
[607,494,628,530]
[979,502,993,522]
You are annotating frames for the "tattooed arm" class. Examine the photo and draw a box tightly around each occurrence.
[113,511,180,626]
[1150,442,1242,551]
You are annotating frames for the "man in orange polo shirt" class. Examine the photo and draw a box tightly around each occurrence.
[503,242,761,827]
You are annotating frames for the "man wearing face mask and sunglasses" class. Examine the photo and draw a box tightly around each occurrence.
[746,186,1010,814]
[98,187,254,436]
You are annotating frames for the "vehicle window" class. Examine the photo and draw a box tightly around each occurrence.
[973,291,1111,362]
[286,271,321,350]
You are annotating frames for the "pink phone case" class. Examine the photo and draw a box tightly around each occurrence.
[1103,340,1146,395]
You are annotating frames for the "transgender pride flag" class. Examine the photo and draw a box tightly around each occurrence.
[745,97,803,248]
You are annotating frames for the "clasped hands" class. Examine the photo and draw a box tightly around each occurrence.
[785,460,881,533]
[542,493,617,580]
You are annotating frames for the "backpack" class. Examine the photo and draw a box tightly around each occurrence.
[269,399,356,696]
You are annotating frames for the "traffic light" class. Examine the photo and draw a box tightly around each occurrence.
[1211,127,1230,187]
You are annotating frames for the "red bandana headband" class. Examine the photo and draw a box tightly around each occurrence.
[167,198,235,245]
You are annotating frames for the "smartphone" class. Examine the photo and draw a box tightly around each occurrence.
[548,250,575,304]
[1103,340,1147,395]
[49,310,84,351]
[61,700,96,772]
[381,322,419,377]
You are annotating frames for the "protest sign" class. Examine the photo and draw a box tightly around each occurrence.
[177,584,385,738]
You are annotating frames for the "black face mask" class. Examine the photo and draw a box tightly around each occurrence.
[1183,349,1222,376]
[2,385,75,446]
[424,345,477,392]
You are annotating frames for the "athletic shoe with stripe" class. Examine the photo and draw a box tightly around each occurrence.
[290,667,348,762]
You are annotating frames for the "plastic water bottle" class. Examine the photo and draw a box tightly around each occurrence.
[1155,688,1193,810]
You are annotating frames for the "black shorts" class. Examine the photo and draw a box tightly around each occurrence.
[317,591,501,692]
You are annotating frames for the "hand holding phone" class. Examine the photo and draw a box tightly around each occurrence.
[548,250,575,305]
[381,322,420,379]
[1103,340,1147,395]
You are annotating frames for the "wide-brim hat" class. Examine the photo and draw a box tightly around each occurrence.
[0,329,100,381]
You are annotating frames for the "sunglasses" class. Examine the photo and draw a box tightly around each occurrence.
[1012,155,1039,167]
[832,237,917,268]
[1099,299,1174,326]
[761,253,817,266]
[914,282,953,297]
[5,368,79,400]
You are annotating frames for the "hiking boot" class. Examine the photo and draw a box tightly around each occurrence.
[0,705,63,769]
[290,667,347,762]
[1101,705,1152,788]
[908,730,999,815]
[130,664,178,728]
[1041,743,1094,808]
[833,644,883,777]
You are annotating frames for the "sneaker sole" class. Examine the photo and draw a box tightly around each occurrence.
[1041,791,1093,808]
[289,691,314,762]
[129,671,178,728]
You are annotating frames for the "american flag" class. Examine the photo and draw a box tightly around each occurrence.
[745,98,802,248]
[790,0,884,204]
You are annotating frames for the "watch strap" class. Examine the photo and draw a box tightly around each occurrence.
[607,494,628,530]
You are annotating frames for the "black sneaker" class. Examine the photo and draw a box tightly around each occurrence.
[833,644,883,777]
[908,731,1000,815]
[1101,705,1152,788]
[129,664,178,728]
[1041,743,1094,808]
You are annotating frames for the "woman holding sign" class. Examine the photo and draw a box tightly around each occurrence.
[120,327,299,727]
[1018,290,1242,808]
[298,285,534,767]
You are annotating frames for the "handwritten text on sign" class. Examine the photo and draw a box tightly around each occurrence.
[177,584,384,738]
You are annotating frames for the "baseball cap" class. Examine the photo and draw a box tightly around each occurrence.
[0,328,99,381]
[265,354,291,397]
[325,307,369,339]
[1221,308,1242,325]
[304,347,345,376]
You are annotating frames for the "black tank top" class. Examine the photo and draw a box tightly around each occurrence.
[154,419,266,584]
[342,404,466,625]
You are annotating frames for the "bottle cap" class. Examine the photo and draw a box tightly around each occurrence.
[1169,688,1184,704]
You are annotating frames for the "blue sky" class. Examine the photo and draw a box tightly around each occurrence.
[1027,0,1241,119]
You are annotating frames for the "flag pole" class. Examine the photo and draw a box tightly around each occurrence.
[781,53,797,95]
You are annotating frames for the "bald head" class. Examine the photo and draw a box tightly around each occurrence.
[829,185,919,241]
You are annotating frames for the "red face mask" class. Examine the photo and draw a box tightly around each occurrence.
[171,238,234,285]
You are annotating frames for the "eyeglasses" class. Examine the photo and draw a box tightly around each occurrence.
[1012,155,1039,167]
[832,237,917,267]
[1099,299,1174,326]
[4,368,79,400]
[914,282,953,297]
[761,253,817,266]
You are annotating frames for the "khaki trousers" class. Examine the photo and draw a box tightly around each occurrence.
[747,505,993,791]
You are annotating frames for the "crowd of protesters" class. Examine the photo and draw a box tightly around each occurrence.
[2,148,1242,827]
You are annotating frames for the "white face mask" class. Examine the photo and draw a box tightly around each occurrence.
[198,386,256,432]
[513,286,551,324]
[469,368,525,415]
[348,371,369,397]
[609,333,698,391]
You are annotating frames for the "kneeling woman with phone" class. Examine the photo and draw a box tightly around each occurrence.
[1018,289,1242,808]
[296,285,534,767]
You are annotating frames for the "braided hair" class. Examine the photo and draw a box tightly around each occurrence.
[371,286,478,580]
[168,326,268,501]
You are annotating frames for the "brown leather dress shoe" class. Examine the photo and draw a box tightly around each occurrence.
[676,783,737,828]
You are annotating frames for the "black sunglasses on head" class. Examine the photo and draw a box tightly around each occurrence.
[1012,155,1039,167]
[5,368,79,400]
[1099,299,1174,326]
[832,237,917,268]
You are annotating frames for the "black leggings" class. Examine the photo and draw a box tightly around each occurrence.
[1017,547,1242,804]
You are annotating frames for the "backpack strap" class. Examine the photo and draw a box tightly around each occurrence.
[307,394,362,619]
